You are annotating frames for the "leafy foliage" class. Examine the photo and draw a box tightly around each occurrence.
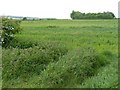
[70,11,115,19]
[2,18,22,47]
[23,17,27,20]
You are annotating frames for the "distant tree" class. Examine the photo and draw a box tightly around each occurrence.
[23,17,27,20]
[107,12,115,18]
[70,10,76,19]
[70,11,115,19]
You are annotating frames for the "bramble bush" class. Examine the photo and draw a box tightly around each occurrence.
[2,18,22,47]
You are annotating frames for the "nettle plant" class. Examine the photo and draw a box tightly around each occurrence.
[2,18,22,47]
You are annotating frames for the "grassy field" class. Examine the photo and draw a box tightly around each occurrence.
[16,20,118,52]
[2,19,118,88]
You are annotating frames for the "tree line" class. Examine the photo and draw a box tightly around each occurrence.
[70,11,115,19]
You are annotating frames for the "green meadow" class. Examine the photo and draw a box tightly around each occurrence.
[2,19,118,88]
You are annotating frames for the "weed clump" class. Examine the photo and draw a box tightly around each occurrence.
[47,26,59,28]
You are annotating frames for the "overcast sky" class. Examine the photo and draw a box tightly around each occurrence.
[0,0,119,19]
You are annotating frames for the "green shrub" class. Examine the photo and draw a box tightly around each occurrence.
[2,18,22,47]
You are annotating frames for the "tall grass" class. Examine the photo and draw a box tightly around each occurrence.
[36,47,110,88]
[2,43,68,81]
[3,47,113,88]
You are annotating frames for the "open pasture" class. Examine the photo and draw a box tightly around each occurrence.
[16,20,118,52]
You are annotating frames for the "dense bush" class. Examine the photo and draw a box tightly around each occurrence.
[70,11,115,19]
[36,47,109,88]
[2,18,22,47]
[2,43,68,81]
